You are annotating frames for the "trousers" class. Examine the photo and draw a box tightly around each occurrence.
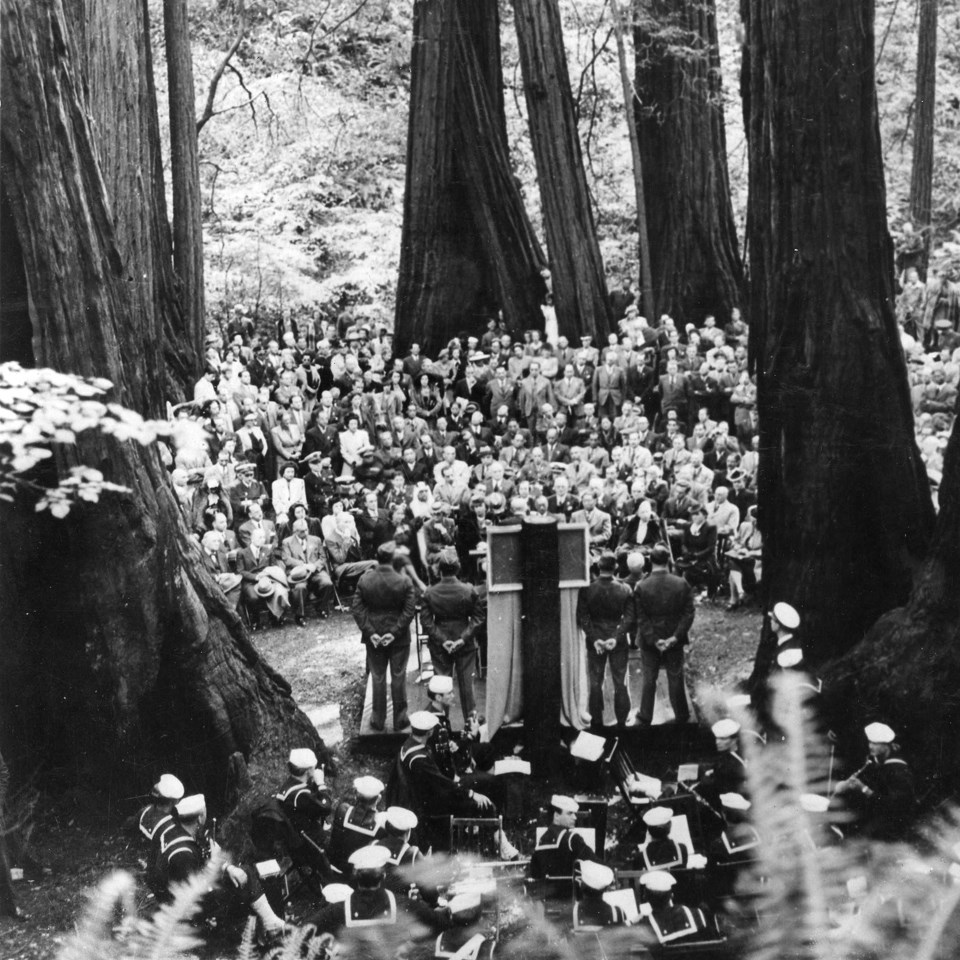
[639,644,689,724]
[366,642,410,729]
[428,644,478,717]
[587,645,631,727]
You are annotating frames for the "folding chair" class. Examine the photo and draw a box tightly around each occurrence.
[450,816,504,858]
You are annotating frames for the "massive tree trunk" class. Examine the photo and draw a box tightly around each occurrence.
[633,0,742,326]
[0,0,317,811]
[512,0,614,341]
[740,0,936,681]
[394,0,545,356]
[824,412,960,794]
[164,0,206,363]
[909,0,938,278]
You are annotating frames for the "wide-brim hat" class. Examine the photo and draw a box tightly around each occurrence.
[255,578,274,597]
[288,564,310,584]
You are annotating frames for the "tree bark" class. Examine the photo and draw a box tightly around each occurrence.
[394,0,545,356]
[633,0,743,325]
[512,0,614,341]
[909,0,938,279]
[740,0,936,680]
[0,0,318,809]
[164,0,206,368]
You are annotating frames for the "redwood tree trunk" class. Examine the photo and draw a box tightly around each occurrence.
[909,0,938,278]
[394,0,545,356]
[512,0,614,341]
[0,0,318,811]
[634,0,743,326]
[740,0,936,680]
[164,0,206,367]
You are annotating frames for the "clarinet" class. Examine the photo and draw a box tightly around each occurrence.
[832,758,875,797]
[200,817,217,862]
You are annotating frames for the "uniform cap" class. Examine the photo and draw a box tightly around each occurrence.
[726,693,752,710]
[579,861,615,891]
[864,722,895,744]
[772,602,800,630]
[428,675,454,695]
[409,711,440,732]
[640,870,676,892]
[642,807,673,828]
[712,718,741,739]
[550,795,579,814]
[289,748,317,770]
[321,883,353,904]
[799,793,830,814]
[153,774,185,801]
[720,793,751,812]
[385,806,418,832]
[176,794,206,820]
[777,648,804,669]
[353,776,385,799]
[348,845,391,870]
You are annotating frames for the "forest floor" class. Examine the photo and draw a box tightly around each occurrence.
[0,598,760,960]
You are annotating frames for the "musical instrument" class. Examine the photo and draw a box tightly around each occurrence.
[832,757,875,796]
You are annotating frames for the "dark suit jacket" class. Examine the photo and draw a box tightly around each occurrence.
[592,365,626,407]
[352,563,417,646]
[659,374,690,413]
[355,508,394,559]
[633,569,695,648]
[577,575,635,649]
[421,576,486,652]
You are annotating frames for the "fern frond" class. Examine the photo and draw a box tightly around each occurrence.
[236,916,257,960]
[57,870,137,960]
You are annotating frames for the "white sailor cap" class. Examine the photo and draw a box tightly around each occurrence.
[642,807,673,828]
[550,795,580,814]
[289,748,318,770]
[353,776,385,799]
[153,774,184,801]
[864,722,896,744]
[720,793,751,812]
[773,602,800,632]
[777,648,804,669]
[579,861,615,891]
[640,870,676,892]
[348,845,391,870]
[385,806,418,832]
[428,675,454,695]
[176,794,206,820]
[321,883,354,904]
[711,718,741,739]
[409,711,440,732]
[799,793,830,814]
[447,892,483,916]
[726,693,752,710]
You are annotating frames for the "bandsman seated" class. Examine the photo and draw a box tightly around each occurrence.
[574,861,627,928]
[327,776,385,875]
[636,806,688,871]
[639,871,720,947]
[699,718,748,805]
[274,748,334,878]
[434,893,496,960]
[530,795,601,881]
[128,773,184,848]
[152,794,285,943]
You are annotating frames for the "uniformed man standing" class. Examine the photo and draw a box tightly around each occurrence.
[421,548,486,720]
[529,795,600,880]
[275,748,333,878]
[153,794,285,941]
[327,776,385,875]
[577,552,636,728]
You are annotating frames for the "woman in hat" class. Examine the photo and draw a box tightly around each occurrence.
[724,504,762,609]
[189,469,233,536]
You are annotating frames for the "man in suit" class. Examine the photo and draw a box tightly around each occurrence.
[237,501,277,549]
[571,491,613,553]
[592,350,627,420]
[633,545,695,725]
[355,490,394,560]
[658,360,690,425]
[541,426,570,464]
[282,519,334,624]
[352,542,417,731]
[554,363,587,421]
[517,361,555,432]
[547,475,579,520]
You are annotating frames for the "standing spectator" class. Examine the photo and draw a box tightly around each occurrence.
[592,350,627,420]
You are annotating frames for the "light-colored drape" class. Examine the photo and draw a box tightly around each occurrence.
[485,591,524,737]
[560,587,591,729]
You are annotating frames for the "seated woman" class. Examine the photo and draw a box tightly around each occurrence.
[674,507,719,597]
[725,505,762,609]
[271,461,306,535]
[236,527,291,628]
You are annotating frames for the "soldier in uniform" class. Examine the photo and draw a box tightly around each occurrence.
[275,748,334,878]
[577,552,636,729]
[420,548,486,720]
[529,795,600,881]
[574,861,627,928]
[131,774,184,847]
[635,806,688,871]
[639,871,720,947]
[153,794,285,941]
[435,893,496,960]
[327,776,385,875]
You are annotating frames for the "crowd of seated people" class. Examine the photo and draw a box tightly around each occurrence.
[163,291,770,618]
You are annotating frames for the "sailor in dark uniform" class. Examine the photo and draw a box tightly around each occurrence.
[573,861,626,928]
[327,776,385,875]
[129,774,184,847]
[275,748,334,877]
[707,792,759,900]
[799,793,845,850]
[307,845,450,941]
[153,794,285,940]
[639,871,719,947]
[379,805,438,903]
[836,722,918,842]
[434,893,496,960]
[635,806,688,871]
[699,718,748,805]
[529,795,600,880]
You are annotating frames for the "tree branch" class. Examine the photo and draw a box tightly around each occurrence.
[196,11,247,134]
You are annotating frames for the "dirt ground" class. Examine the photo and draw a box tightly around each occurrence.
[0,598,761,959]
